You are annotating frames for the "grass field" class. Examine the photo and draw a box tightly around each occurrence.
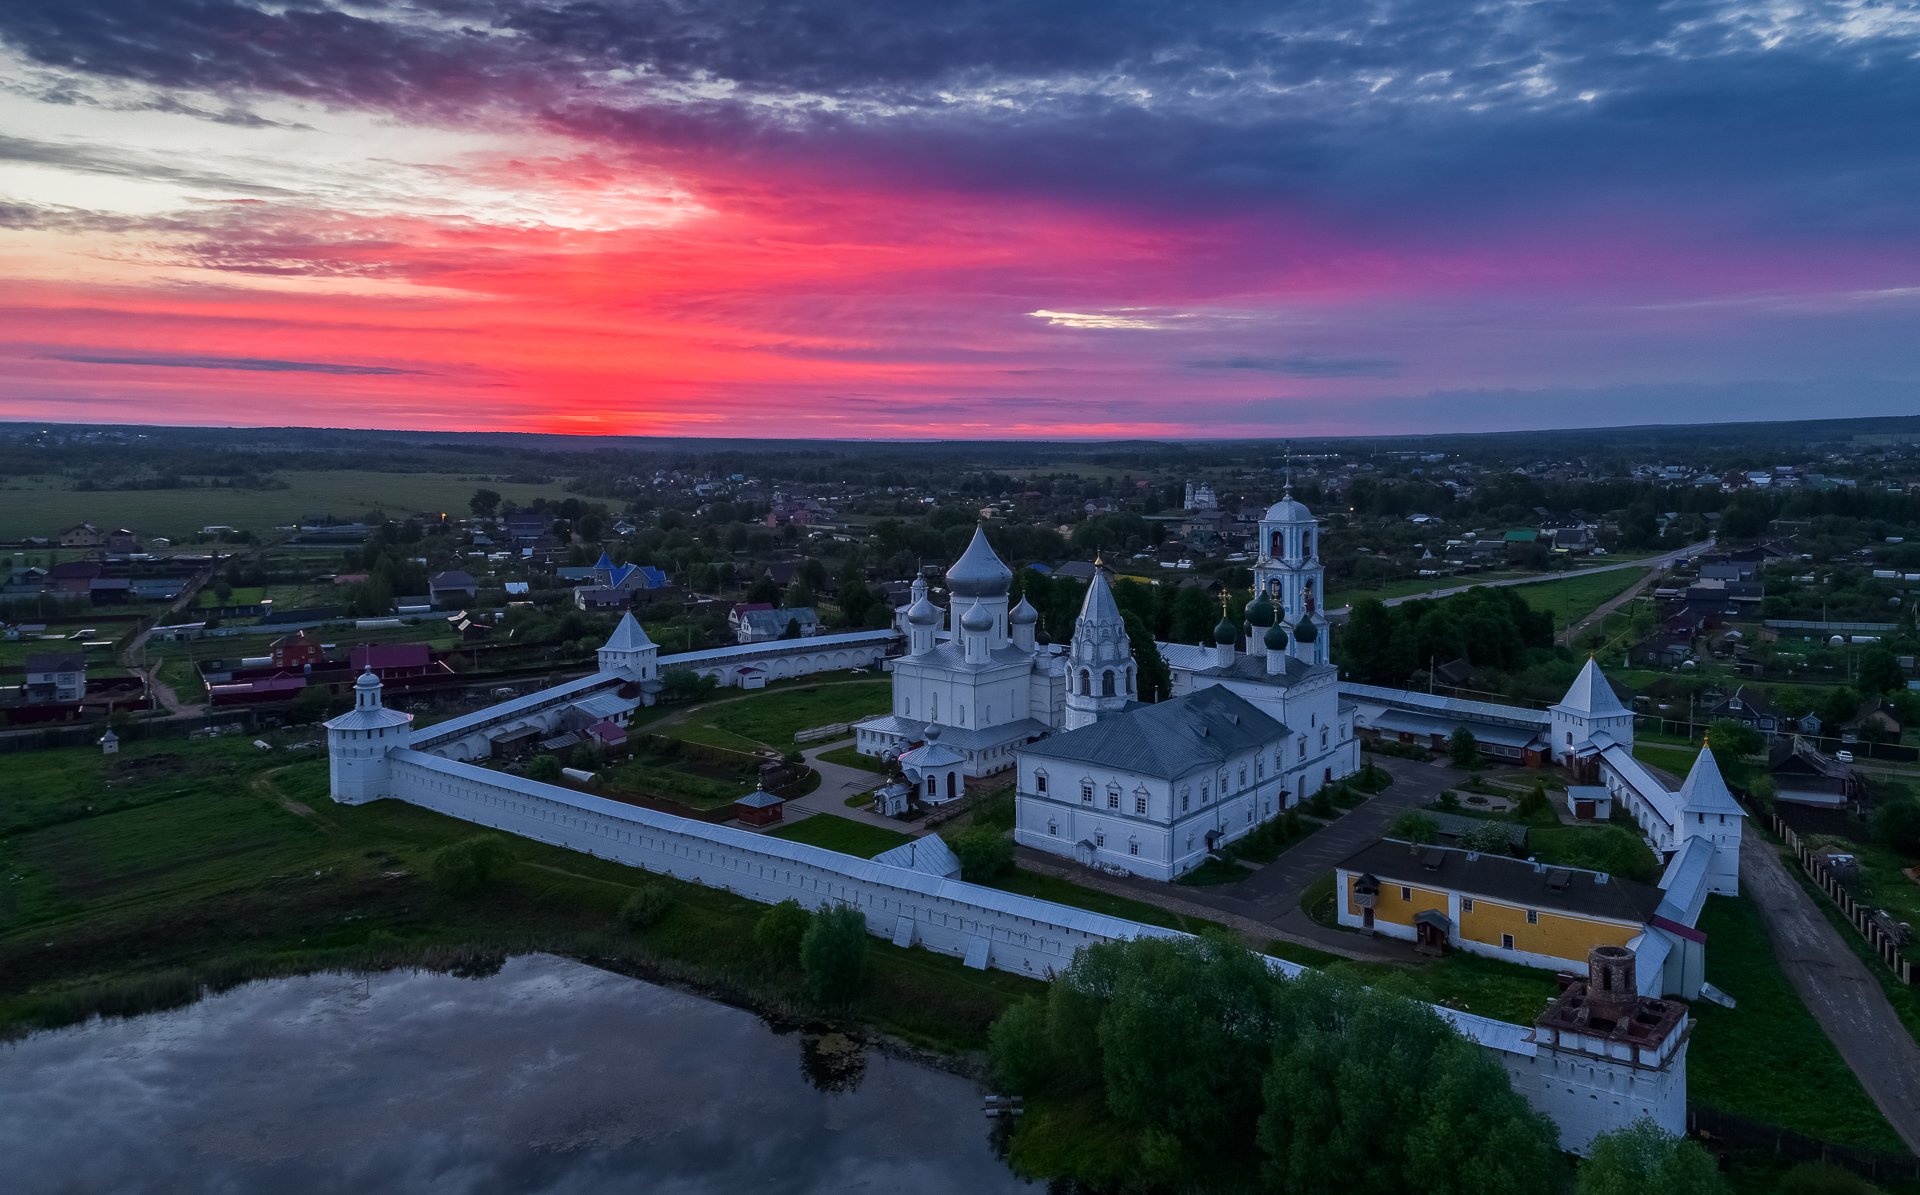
[662,681,891,750]
[0,470,583,540]
[987,867,1229,936]
[816,743,888,772]
[1688,895,1905,1152]
[766,813,913,856]
[1510,568,1646,631]
[1633,742,1699,780]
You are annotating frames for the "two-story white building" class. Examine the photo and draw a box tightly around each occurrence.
[1014,685,1303,881]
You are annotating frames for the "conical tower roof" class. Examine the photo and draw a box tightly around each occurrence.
[603,611,655,653]
[946,526,1012,597]
[1076,567,1124,629]
[1678,743,1744,816]
[1554,657,1627,717]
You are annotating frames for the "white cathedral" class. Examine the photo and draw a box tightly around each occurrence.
[854,489,1361,881]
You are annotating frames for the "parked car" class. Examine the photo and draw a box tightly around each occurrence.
[1835,749,1855,763]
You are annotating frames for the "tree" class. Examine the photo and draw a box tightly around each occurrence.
[1705,719,1763,773]
[660,670,718,703]
[1122,611,1172,701]
[525,754,562,781]
[288,685,332,725]
[1447,727,1481,769]
[1870,798,1920,854]
[428,835,512,896]
[753,899,811,965]
[618,882,675,929]
[1857,645,1904,697]
[1578,1117,1727,1195]
[1820,685,1860,731]
[745,575,781,604]
[950,825,1014,882]
[1390,811,1439,844]
[468,488,501,518]
[800,904,869,1004]
[779,616,803,640]
[1458,821,1515,854]
[1259,973,1558,1195]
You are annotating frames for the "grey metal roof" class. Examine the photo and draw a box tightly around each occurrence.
[1160,641,1318,688]
[870,834,962,879]
[1342,682,1548,730]
[602,612,655,652]
[664,628,895,667]
[1550,657,1630,718]
[945,526,1013,596]
[854,714,1048,751]
[1654,837,1711,927]
[411,670,613,747]
[1021,687,1288,778]
[1338,838,1663,925]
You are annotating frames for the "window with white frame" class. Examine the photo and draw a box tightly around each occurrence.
[1080,779,1094,804]
[1181,786,1190,812]
[1047,818,1058,836]
[1461,897,1474,912]
[1526,910,1539,925]
[1107,784,1120,810]
[1095,830,1106,848]
[1035,770,1048,794]
[1134,791,1147,815]
[1128,838,1139,856]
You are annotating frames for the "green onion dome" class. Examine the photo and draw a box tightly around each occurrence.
[1213,617,1238,645]
[1293,617,1318,643]
[1245,594,1275,626]
[1265,622,1289,651]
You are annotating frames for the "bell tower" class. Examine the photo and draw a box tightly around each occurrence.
[1252,470,1328,666]
[1065,560,1134,729]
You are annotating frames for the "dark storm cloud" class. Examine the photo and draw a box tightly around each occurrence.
[2,1,1917,238]
[47,352,425,374]
[1183,355,1402,377]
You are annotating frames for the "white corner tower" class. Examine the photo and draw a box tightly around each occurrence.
[1065,561,1134,729]
[324,669,414,805]
[1548,657,1634,766]
[599,612,659,682]
[1676,743,1746,896]
[1253,478,1328,666]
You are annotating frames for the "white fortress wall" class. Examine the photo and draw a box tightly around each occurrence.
[374,747,1680,1152]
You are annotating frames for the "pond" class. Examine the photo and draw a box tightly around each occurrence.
[0,954,1030,1194]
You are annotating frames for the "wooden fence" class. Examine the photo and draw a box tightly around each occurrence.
[1767,809,1915,984]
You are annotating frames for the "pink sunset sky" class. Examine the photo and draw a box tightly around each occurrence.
[2,0,1918,437]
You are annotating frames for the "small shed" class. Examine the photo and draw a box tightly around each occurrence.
[98,728,119,756]
[1566,785,1613,822]
[734,786,786,827]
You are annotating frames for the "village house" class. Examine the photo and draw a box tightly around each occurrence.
[22,652,86,703]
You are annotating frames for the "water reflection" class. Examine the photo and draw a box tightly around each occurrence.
[0,954,1028,1194]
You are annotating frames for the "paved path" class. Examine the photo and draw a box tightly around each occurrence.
[1170,755,1469,956]
[779,738,901,830]
[1330,538,1712,618]
[1739,841,1920,1154]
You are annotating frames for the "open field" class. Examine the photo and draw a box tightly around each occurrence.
[0,470,583,540]
[766,813,913,856]
[1327,569,1532,610]
[1510,568,1646,631]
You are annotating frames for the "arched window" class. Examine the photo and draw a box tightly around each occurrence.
[1102,670,1115,697]
[948,772,957,800]
[1079,669,1092,696]
[926,775,936,796]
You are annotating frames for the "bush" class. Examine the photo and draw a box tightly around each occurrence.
[1458,821,1515,854]
[618,882,675,930]
[525,755,562,781]
[1870,798,1920,854]
[801,905,870,1005]
[428,835,512,896]
[1577,1117,1727,1195]
[951,825,1015,882]
[753,899,811,966]
[1307,790,1334,817]
[1435,789,1461,811]
[1515,788,1549,821]
[1389,811,1438,844]
[987,996,1052,1092]
[1448,727,1481,769]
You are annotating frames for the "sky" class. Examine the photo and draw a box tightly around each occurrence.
[1,1,1918,439]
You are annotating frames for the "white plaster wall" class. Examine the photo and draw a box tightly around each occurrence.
[366,746,1679,1155]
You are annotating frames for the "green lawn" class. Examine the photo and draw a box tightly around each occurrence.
[815,743,888,773]
[0,470,584,540]
[766,813,913,857]
[986,867,1228,936]
[665,680,891,749]
[1633,742,1699,779]
[1687,896,1906,1152]
[1527,824,1663,883]
[598,750,758,810]
[1510,569,1646,632]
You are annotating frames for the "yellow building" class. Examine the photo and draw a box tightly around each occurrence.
[1334,838,1661,977]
